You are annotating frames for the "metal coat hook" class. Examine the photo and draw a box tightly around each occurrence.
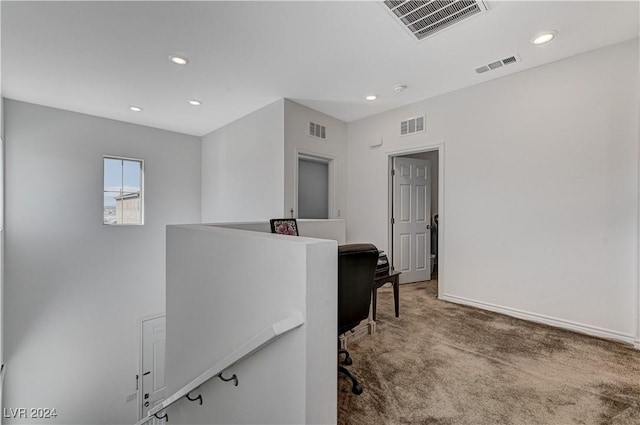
[153,411,168,422]
[217,372,239,386]
[186,392,203,405]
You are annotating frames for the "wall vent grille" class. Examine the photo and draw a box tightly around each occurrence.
[475,54,520,74]
[383,0,489,41]
[309,122,326,140]
[400,116,425,136]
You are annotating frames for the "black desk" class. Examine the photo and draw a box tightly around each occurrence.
[372,271,401,321]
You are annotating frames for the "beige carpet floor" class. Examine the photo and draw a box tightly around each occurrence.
[337,280,640,425]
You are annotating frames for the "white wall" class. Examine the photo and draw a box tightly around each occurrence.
[165,224,336,424]
[1,96,5,369]
[0,95,4,378]
[0,0,4,392]
[637,56,640,348]
[210,219,346,244]
[284,99,347,220]
[346,40,640,344]
[3,100,201,424]
[1,95,4,140]
[201,100,285,222]
[201,99,348,223]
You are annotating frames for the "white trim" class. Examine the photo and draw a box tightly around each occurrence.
[386,143,443,157]
[295,149,337,219]
[103,155,145,226]
[138,312,166,421]
[387,141,445,294]
[440,293,637,346]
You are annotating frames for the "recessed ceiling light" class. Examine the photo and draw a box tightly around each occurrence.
[365,94,378,101]
[168,54,189,65]
[129,106,142,112]
[531,31,557,45]
[189,99,202,106]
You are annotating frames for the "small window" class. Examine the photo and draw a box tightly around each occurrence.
[103,156,143,225]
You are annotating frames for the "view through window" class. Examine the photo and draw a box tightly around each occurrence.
[103,156,143,225]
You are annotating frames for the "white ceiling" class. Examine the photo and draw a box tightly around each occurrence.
[2,1,638,137]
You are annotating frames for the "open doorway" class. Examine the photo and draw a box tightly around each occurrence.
[297,154,333,219]
[388,146,442,290]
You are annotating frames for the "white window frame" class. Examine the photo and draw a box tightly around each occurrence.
[103,155,144,226]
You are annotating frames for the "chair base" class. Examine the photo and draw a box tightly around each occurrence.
[338,349,352,365]
[338,365,363,395]
[338,348,363,395]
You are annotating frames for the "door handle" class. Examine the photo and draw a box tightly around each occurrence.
[426,224,432,229]
[144,402,149,408]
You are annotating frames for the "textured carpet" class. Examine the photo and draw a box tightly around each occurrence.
[337,280,640,425]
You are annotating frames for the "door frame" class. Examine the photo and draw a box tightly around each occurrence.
[137,312,165,420]
[388,141,445,297]
[295,150,336,219]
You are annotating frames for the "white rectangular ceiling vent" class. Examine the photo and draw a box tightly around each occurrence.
[383,0,489,41]
[309,122,326,140]
[400,116,425,136]
[475,54,520,74]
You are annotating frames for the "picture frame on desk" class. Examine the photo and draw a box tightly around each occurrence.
[269,218,299,236]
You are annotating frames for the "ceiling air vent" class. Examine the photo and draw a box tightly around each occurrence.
[383,0,489,41]
[309,122,326,140]
[400,116,425,136]
[475,54,520,74]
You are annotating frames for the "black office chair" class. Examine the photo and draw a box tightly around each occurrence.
[338,243,379,395]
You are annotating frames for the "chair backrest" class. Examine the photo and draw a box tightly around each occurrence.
[338,243,379,335]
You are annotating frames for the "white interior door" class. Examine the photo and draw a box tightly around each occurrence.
[393,157,431,283]
[140,315,166,419]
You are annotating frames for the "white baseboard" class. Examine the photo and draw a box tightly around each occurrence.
[439,293,637,347]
